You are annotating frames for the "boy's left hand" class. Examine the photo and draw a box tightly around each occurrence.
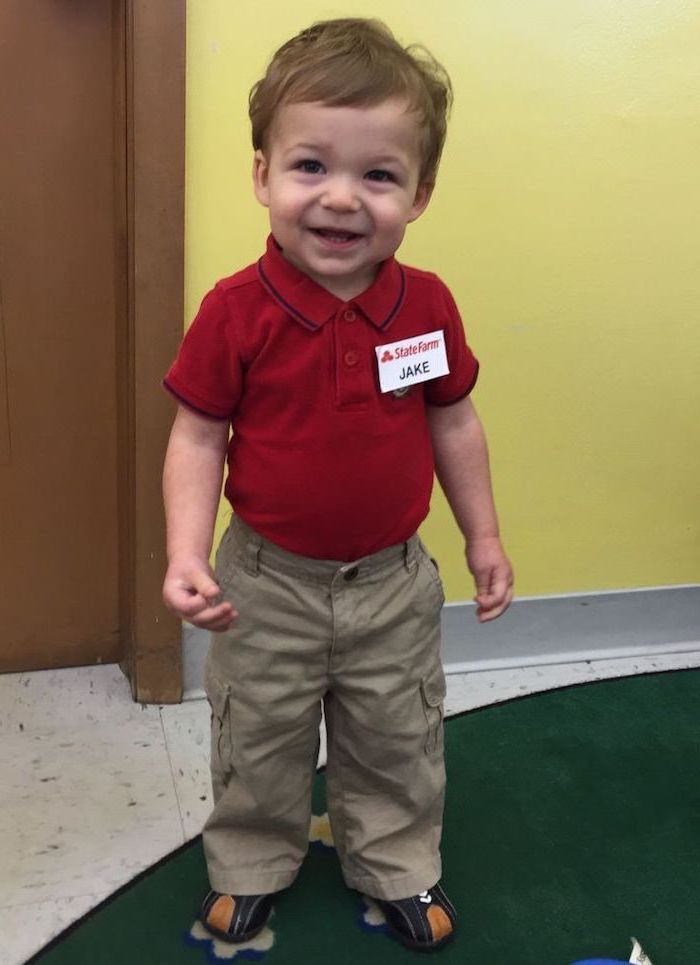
[466,537,514,623]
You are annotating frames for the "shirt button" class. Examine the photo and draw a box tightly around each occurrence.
[344,309,357,322]
[344,350,359,367]
[344,566,359,581]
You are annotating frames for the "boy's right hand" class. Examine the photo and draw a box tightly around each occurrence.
[162,557,238,631]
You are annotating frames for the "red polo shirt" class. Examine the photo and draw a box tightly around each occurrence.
[164,235,479,560]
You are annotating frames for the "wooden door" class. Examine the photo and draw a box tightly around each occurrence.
[0,1,184,699]
[0,1,124,670]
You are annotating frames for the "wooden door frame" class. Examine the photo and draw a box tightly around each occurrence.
[118,0,185,703]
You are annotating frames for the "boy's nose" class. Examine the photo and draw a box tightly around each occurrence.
[320,178,361,212]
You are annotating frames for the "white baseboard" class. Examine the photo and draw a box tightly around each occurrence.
[182,584,700,698]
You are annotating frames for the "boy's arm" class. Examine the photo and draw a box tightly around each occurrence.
[162,404,237,631]
[426,396,514,622]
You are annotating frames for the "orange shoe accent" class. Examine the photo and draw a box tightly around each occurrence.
[427,904,453,941]
[207,895,236,934]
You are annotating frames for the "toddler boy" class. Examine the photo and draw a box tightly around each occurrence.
[162,17,513,952]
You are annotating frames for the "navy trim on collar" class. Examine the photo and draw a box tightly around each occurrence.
[257,256,321,331]
[373,263,406,331]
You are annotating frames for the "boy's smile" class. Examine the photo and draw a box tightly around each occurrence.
[253,100,433,302]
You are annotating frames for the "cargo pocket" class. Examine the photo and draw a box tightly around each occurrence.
[420,665,447,755]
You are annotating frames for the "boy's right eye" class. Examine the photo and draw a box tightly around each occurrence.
[295,159,324,174]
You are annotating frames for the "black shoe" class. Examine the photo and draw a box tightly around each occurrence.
[199,890,274,943]
[374,883,457,952]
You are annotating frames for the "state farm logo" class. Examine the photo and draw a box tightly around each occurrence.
[379,336,441,362]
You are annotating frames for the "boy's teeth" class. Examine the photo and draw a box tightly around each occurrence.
[316,229,357,241]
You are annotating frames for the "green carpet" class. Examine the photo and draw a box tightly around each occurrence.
[29,671,700,964]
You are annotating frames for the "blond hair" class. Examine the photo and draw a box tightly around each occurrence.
[249,18,453,184]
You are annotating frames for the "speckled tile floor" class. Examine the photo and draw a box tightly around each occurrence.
[3,650,700,964]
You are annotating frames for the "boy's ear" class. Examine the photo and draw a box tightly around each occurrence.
[253,150,270,207]
[407,181,434,223]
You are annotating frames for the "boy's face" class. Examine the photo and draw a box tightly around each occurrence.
[253,99,433,300]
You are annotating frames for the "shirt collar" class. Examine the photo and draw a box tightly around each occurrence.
[257,234,406,332]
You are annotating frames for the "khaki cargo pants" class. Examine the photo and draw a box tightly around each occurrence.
[203,515,447,901]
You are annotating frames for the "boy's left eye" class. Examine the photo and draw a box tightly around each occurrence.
[366,170,396,183]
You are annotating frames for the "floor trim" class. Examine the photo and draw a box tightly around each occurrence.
[441,583,700,672]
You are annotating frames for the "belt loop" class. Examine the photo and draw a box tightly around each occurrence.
[404,534,418,572]
[244,533,262,577]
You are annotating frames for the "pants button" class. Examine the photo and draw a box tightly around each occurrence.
[343,566,359,582]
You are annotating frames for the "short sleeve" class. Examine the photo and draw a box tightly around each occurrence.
[423,280,479,406]
[163,285,243,419]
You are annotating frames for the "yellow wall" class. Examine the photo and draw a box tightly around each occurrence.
[185,1,700,599]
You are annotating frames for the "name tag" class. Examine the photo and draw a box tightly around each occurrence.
[375,330,449,393]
